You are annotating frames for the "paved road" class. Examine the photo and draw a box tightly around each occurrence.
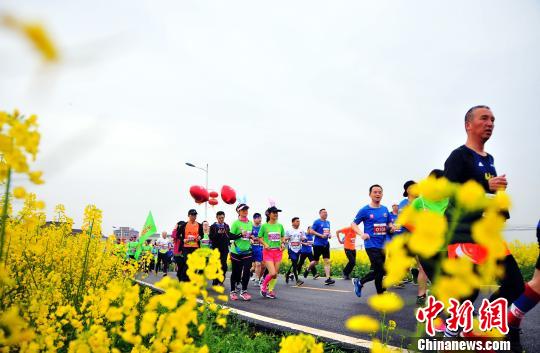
[140,273,539,352]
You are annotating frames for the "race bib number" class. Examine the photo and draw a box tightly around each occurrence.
[373,223,387,235]
[187,235,195,242]
[323,228,330,236]
[268,232,281,241]
[201,239,210,245]
[350,238,356,244]
[291,242,301,247]
[242,230,252,239]
[307,240,314,246]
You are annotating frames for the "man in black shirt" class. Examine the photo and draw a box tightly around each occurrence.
[442,105,524,341]
[209,211,231,286]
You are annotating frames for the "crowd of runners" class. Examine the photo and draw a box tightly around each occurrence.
[130,106,538,353]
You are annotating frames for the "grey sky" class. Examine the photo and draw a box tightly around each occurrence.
[1,0,539,243]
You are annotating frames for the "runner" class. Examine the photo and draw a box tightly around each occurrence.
[300,226,318,279]
[506,219,540,352]
[351,184,395,296]
[142,239,154,273]
[228,204,254,301]
[309,209,335,285]
[209,211,230,286]
[126,237,138,260]
[155,231,172,276]
[259,206,286,299]
[336,226,358,280]
[173,209,203,282]
[410,169,449,305]
[440,105,524,339]
[284,217,305,286]
[250,213,264,286]
[201,221,211,249]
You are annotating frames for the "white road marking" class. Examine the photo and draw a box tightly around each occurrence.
[135,279,410,352]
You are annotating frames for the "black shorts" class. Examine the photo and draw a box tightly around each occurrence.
[313,244,330,261]
[300,252,314,262]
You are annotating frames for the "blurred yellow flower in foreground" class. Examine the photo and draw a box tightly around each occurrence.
[368,292,404,314]
[279,334,323,353]
[346,315,380,333]
[2,15,58,61]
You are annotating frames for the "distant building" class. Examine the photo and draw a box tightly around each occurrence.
[113,227,139,243]
[43,221,83,235]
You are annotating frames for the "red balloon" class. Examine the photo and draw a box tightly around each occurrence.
[189,185,209,204]
[208,198,218,206]
[221,185,236,205]
[209,191,219,198]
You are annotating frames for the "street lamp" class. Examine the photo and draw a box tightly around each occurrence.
[185,162,209,220]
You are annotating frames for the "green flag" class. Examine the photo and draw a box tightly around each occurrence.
[135,211,157,260]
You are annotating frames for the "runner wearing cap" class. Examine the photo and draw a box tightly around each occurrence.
[228,203,254,301]
[250,213,264,286]
[336,226,358,280]
[441,105,524,342]
[209,211,231,286]
[351,184,395,296]
[310,209,335,285]
[284,217,305,286]
[173,209,204,282]
[300,226,318,279]
[398,180,426,293]
[259,206,286,299]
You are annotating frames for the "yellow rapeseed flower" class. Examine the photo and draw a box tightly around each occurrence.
[408,211,447,258]
[456,180,486,211]
[413,176,454,201]
[278,334,324,353]
[13,186,26,199]
[368,292,404,314]
[345,315,379,333]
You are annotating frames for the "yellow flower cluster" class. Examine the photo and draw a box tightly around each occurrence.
[0,110,43,185]
[278,334,324,353]
[0,110,229,353]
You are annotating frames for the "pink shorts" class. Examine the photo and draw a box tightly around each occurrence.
[263,248,283,262]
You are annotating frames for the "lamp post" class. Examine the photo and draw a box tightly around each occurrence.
[185,162,209,220]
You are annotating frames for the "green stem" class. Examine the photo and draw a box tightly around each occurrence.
[74,220,94,309]
[0,168,12,263]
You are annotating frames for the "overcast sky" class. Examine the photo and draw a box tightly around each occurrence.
[1,0,539,243]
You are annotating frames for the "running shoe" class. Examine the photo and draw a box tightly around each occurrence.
[267,291,276,299]
[239,291,252,301]
[303,270,308,278]
[289,274,295,281]
[434,317,446,333]
[352,278,363,297]
[393,282,405,289]
[342,272,351,280]
[296,280,304,286]
[230,291,239,301]
[260,287,267,298]
[235,281,241,289]
[251,277,257,282]
[324,278,335,285]
[163,273,167,277]
[313,273,320,280]
[285,273,290,284]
